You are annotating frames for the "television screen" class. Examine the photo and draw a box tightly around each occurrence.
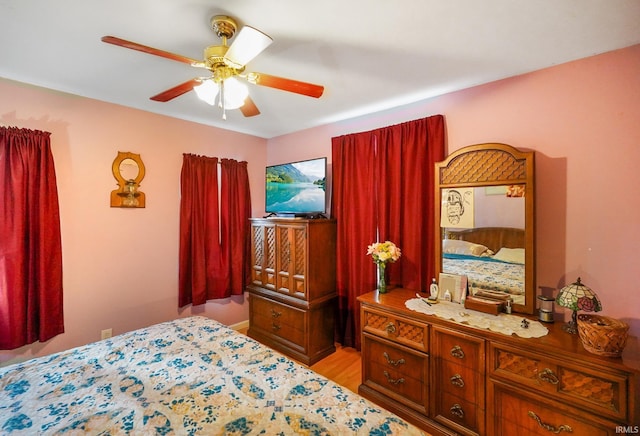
[266,157,327,215]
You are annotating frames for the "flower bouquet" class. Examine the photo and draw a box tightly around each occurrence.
[367,241,401,293]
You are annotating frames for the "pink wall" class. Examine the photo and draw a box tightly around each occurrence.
[2,44,638,365]
[0,79,267,364]
[267,44,640,338]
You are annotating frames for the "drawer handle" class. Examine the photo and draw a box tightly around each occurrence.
[528,411,573,433]
[385,322,397,335]
[271,323,281,331]
[450,403,464,419]
[383,352,405,367]
[271,309,282,318]
[450,345,465,359]
[450,374,465,388]
[383,370,405,385]
[538,368,559,385]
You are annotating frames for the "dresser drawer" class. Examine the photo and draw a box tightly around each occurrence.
[489,342,628,422]
[250,294,305,347]
[362,333,429,414]
[361,307,428,352]
[435,391,480,435]
[490,380,617,436]
[440,359,479,403]
[432,326,484,369]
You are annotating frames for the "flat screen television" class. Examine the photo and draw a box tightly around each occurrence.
[265,157,327,217]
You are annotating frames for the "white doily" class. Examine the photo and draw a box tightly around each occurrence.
[405,298,548,338]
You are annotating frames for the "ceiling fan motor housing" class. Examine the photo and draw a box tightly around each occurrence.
[210,15,237,40]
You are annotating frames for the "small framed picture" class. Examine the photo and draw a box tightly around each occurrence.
[438,273,468,304]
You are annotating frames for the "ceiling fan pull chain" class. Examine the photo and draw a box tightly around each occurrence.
[221,80,227,120]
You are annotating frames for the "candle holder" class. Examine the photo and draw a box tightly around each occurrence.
[537,295,555,323]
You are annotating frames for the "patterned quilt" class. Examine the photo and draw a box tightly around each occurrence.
[443,256,524,296]
[0,316,424,435]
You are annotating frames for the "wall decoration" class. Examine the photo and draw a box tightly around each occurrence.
[110,151,146,208]
[506,185,525,197]
[441,188,474,228]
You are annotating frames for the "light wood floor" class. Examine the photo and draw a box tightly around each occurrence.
[310,344,362,393]
[237,328,362,393]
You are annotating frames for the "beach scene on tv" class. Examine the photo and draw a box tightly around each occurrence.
[266,158,326,214]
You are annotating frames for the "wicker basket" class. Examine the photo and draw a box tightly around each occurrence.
[577,314,629,357]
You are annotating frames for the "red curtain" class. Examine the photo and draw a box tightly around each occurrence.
[178,154,251,307]
[331,131,378,347]
[331,115,445,349]
[220,159,252,295]
[377,116,445,290]
[0,127,64,350]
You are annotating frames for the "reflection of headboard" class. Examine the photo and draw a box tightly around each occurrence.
[444,227,524,253]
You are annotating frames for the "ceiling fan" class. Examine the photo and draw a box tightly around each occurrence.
[102,15,324,119]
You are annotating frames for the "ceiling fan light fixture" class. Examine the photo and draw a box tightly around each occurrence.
[193,79,219,105]
[194,77,248,111]
[221,76,249,110]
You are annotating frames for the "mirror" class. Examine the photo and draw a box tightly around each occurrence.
[435,143,535,314]
[119,158,140,181]
[110,151,146,208]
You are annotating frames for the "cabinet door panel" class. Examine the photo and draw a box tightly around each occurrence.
[490,380,615,436]
[276,225,307,298]
[489,343,627,422]
[251,223,277,289]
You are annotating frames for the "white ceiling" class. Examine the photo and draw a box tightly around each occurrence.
[1,1,639,139]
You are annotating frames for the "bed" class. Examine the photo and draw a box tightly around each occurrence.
[442,227,525,304]
[0,316,424,435]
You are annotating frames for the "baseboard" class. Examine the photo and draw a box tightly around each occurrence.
[229,319,249,331]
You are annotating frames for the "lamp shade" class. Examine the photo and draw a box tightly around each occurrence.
[193,79,219,105]
[193,77,248,110]
[556,277,602,313]
[221,77,249,109]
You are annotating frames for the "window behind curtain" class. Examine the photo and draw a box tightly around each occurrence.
[178,154,251,306]
[331,115,445,349]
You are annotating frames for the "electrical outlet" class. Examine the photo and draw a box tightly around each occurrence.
[101,328,112,340]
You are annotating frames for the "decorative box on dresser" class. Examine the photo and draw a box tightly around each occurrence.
[358,288,640,436]
[247,218,336,366]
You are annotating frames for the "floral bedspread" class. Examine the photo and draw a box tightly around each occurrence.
[0,316,424,435]
[443,256,524,296]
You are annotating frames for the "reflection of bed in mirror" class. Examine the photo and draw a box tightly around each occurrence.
[443,227,525,305]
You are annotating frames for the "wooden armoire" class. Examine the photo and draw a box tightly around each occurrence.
[246,217,337,365]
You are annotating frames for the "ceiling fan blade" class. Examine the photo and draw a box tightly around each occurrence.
[101,36,205,67]
[247,73,324,98]
[150,78,202,102]
[224,26,273,69]
[240,96,260,117]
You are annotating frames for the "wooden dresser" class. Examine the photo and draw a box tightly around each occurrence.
[358,288,640,436]
[247,218,336,365]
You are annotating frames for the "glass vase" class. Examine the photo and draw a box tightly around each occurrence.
[377,262,387,294]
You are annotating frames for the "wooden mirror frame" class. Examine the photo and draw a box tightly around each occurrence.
[434,143,536,314]
[110,151,146,208]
